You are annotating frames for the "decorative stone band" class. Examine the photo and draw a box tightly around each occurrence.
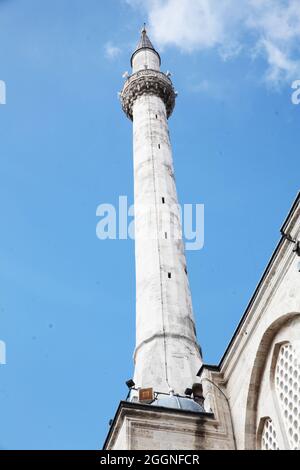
[133,332,200,363]
[121,69,176,120]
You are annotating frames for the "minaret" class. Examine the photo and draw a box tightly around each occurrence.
[121,27,202,396]
[104,28,236,450]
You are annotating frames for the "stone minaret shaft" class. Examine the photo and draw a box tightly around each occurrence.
[121,28,202,396]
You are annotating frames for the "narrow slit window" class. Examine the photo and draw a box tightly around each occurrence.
[162,197,165,204]
[155,114,158,119]
[168,272,171,279]
[165,232,168,239]
[158,144,161,149]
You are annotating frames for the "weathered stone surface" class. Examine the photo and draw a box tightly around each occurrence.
[120,32,202,397]
[121,69,176,120]
[104,401,235,450]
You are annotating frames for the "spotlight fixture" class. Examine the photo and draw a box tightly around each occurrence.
[126,379,135,389]
[184,387,193,397]
[293,241,300,256]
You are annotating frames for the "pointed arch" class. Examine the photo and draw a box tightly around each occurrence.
[244,312,300,449]
[257,417,280,450]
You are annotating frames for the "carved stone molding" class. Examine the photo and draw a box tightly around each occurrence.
[121,69,176,120]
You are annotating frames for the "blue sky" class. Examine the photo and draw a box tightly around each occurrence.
[0,0,299,450]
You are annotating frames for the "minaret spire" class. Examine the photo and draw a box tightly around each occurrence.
[137,23,154,50]
[130,25,161,68]
[121,29,202,397]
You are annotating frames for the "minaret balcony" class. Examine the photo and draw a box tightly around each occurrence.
[121,69,176,120]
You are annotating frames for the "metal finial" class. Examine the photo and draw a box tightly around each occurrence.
[141,23,146,34]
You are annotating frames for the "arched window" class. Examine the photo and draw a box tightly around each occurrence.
[260,418,280,450]
[275,343,300,449]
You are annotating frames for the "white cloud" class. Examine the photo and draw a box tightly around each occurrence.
[257,38,299,85]
[127,0,300,85]
[104,42,122,60]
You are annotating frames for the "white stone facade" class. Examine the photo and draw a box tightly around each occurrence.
[104,400,234,450]
[198,192,300,450]
[196,195,300,450]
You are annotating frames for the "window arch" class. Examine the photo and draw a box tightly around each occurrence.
[260,418,280,450]
[275,342,300,450]
[245,313,300,450]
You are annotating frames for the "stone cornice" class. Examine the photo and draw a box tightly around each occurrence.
[197,193,300,380]
[103,400,218,450]
[219,193,300,378]
[121,69,176,120]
